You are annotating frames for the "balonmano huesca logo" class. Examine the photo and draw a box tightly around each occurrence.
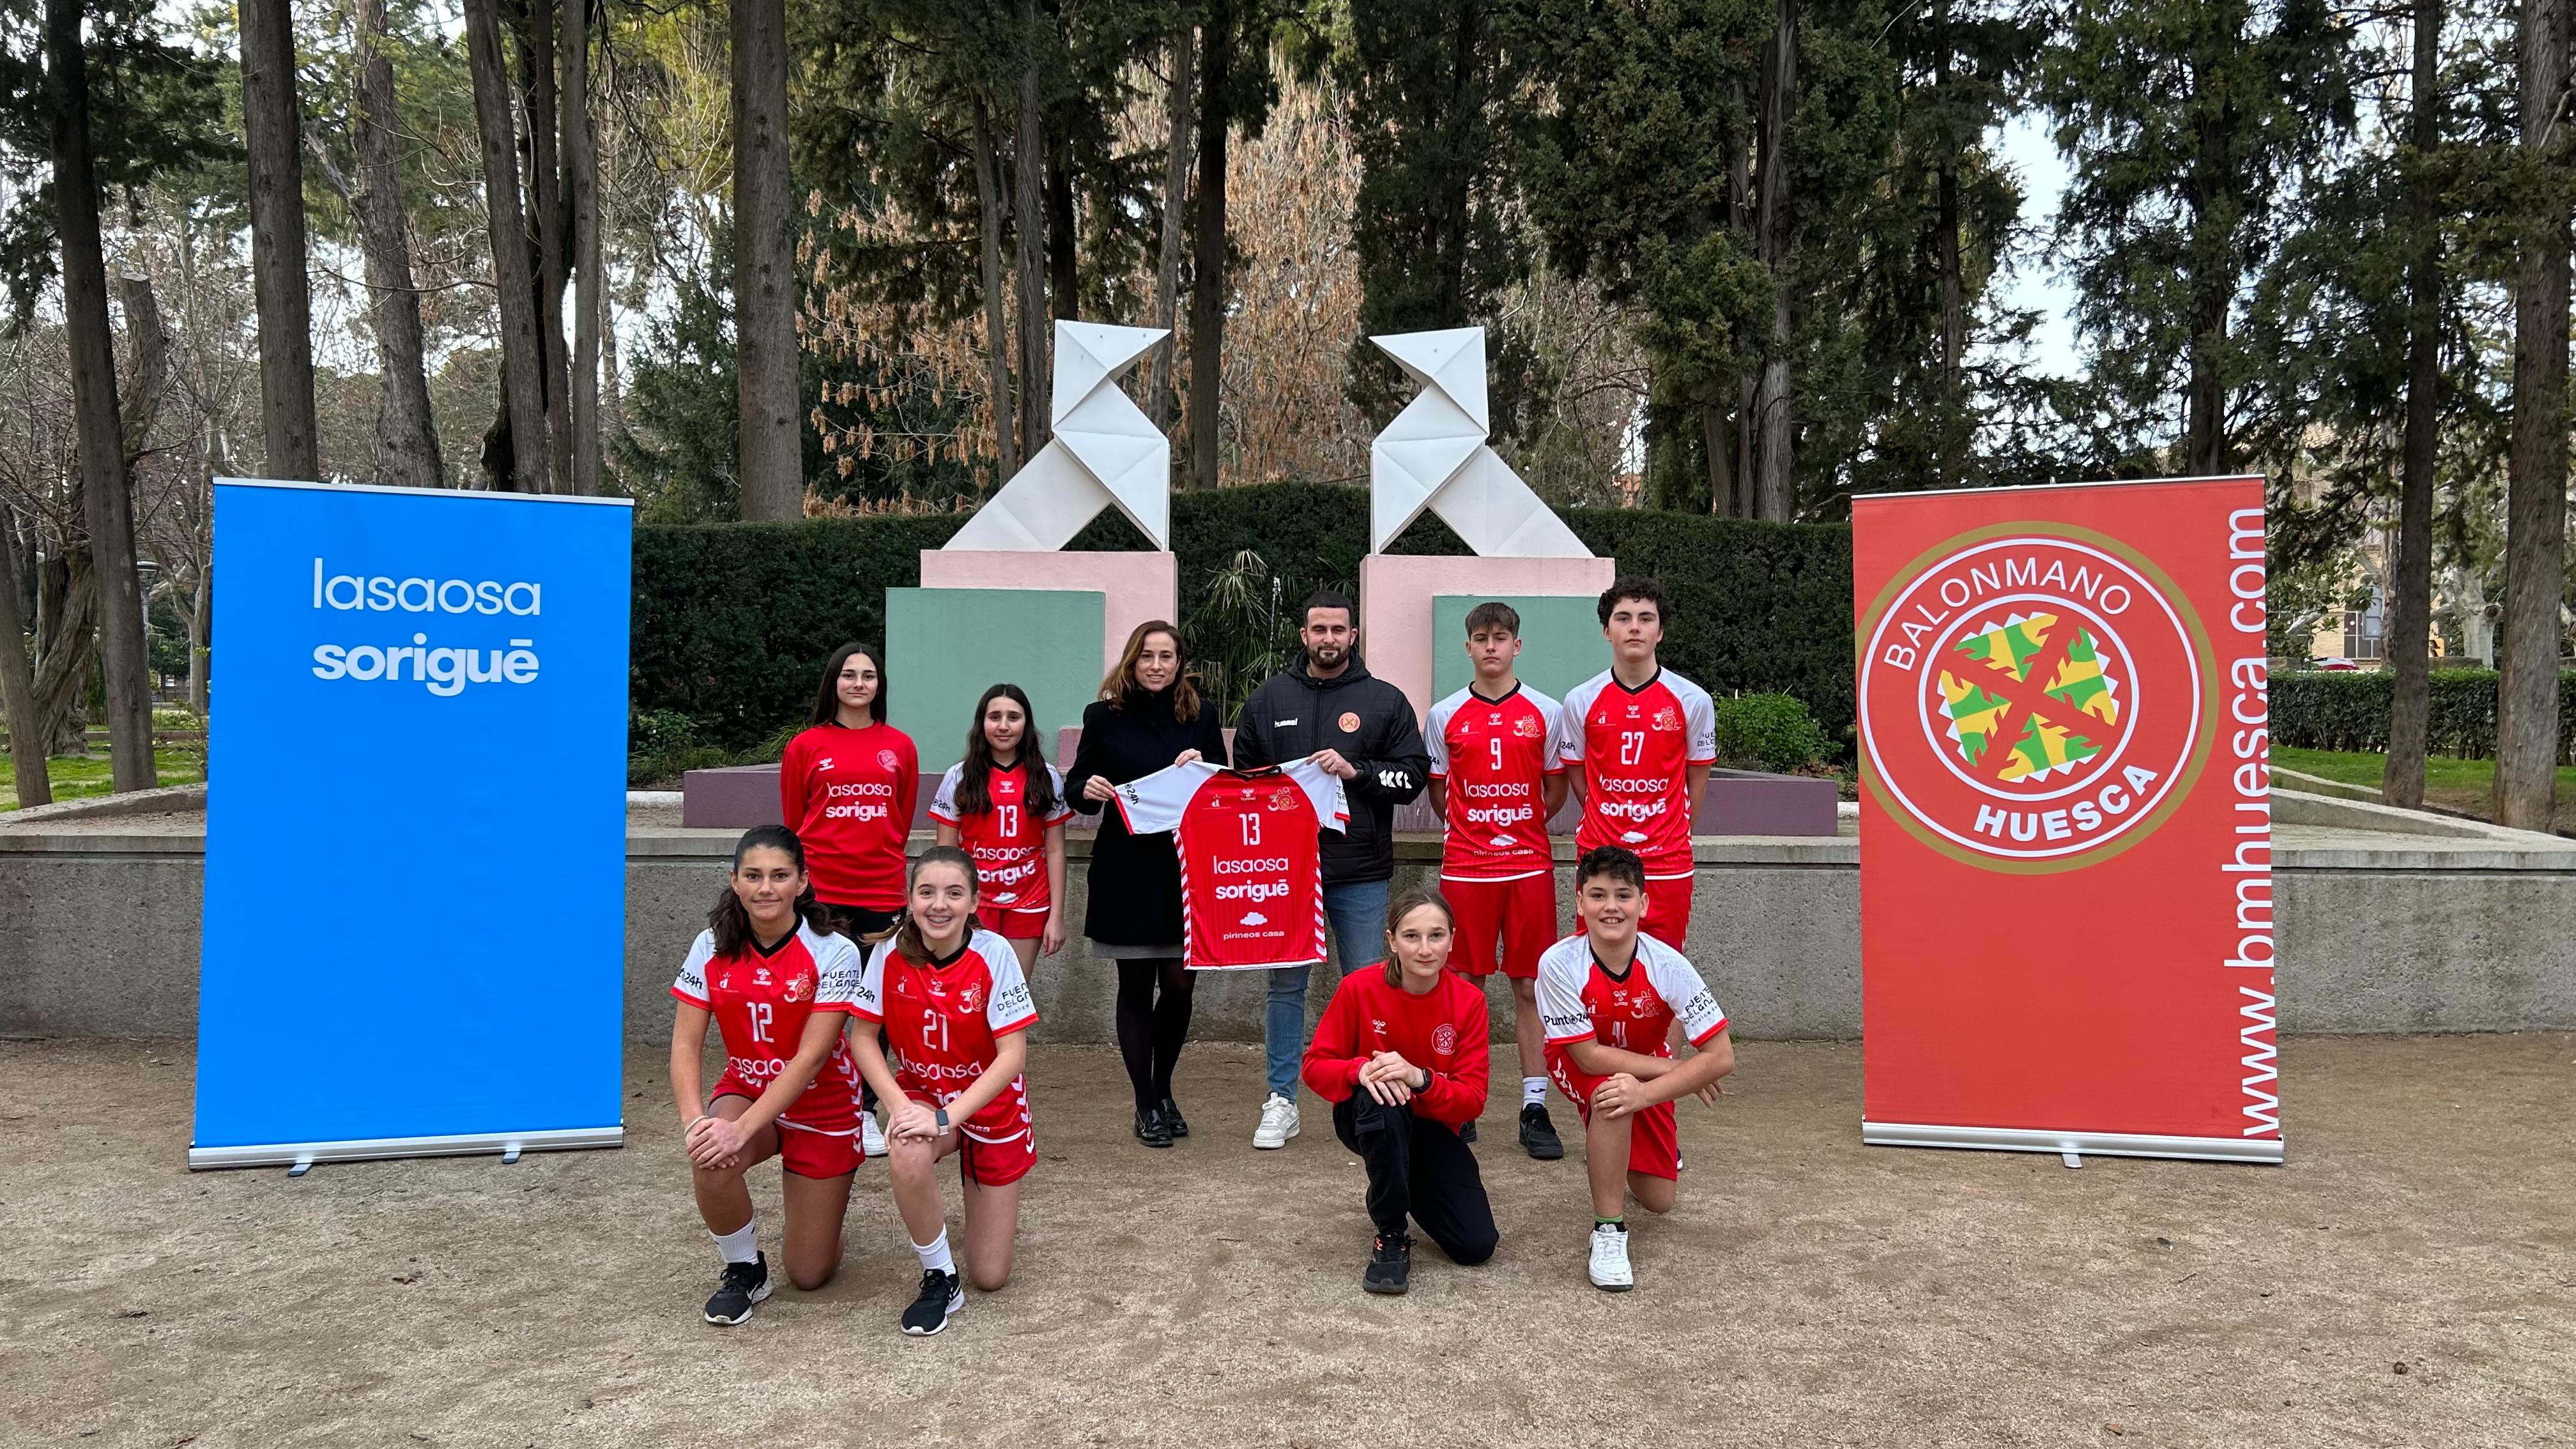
[1859,522,2218,873]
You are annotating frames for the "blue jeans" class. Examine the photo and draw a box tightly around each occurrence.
[1266,878,1390,1099]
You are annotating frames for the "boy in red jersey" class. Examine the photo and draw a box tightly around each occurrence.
[668,825,868,1326]
[1560,578,1715,940]
[1537,845,1735,1292]
[1424,601,1569,1160]
[852,847,1040,1337]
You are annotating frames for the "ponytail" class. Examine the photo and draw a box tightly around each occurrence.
[709,825,831,956]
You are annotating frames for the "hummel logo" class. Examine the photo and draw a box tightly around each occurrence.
[1275,718,1298,726]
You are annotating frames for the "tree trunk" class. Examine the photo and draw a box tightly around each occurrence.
[731,0,801,519]
[187,559,210,716]
[2496,0,2570,829]
[0,509,50,807]
[2184,52,2237,477]
[2384,0,2445,811]
[48,0,155,790]
[1932,0,1963,487]
[30,548,98,758]
[1703,402,1734,516]
[1751,0,1797,521]
[526,0,572,494]
[564,0,601,497]
[1147,28,1194,434]
[117,276,172,464]
[237,0,320,479]
[1015,0,1051,461]
[464,0,553,493]
[1046,148,1078,320]
[971,96,1020,482]
[1188,0,1232,492]
[355,0,445,492]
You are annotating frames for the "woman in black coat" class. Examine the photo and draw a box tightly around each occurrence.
[1064,619,1229,1147]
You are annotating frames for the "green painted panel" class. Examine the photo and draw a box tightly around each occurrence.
[887,587,1105,772]
[1431,594,1604,704]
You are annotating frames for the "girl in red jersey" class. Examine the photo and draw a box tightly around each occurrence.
[850,847,1040,1337]
[931,682,1073,974]
[1300,888,1498,1296]
[781,641,918,1154]
[668,825,868,1326]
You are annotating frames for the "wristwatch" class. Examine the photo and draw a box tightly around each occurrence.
[1415,1069,1432,1092]
[933,1107,951,1133]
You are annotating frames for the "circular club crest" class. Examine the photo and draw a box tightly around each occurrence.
[877,749,901,771]
[1859,524,2216,873]
[1431,1023,1459,1055]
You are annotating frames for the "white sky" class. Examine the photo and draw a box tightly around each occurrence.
[1990,113,2082,379]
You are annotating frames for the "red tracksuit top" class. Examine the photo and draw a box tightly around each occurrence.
[779,720,919,909]
[1300,967,1492,1128]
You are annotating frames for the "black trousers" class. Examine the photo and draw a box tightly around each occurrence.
[820,903,900,1108]
[1332,1096,1499,1265]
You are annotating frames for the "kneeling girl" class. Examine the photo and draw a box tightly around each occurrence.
[852,845,1039,1336]
[668,825,868,1326]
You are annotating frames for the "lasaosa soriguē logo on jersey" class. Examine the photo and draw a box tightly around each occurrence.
[1859,523,2218,873]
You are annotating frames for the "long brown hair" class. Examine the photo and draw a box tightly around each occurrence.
[809,641,888,726]
[956,682,1061,817]
[1380,887,1456,986]
[1097,619,1201,723]
[709,825,834,956]
[881,845,983,962]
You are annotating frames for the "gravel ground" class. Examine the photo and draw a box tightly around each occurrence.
[1,1034,2569,1448]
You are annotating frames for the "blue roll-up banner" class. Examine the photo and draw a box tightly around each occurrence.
[191,480,633,1169]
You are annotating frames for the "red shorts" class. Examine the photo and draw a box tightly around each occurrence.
[711,1089,863,1179]
[989,906,1050,941]
[1543,1045,1682,1181]
[1443,873,1556,979]
[1571,872,1695,942]
[902,1074,1037,1188]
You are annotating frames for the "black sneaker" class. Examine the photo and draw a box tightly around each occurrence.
[1519,1103,1565,1160]
[1364,1232,1412,1294]
[1135,1105,1174,1148]
[1160,1096,1190,1138]
[901,1268,963,1335]
[1459,1118,1478,1145]
[703,1254,771,1326]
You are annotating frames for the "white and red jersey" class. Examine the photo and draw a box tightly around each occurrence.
[1425,682,1566,881]
[1112,761,1348,970]
[930,758,1073,914]
[1560,668,1717,877]
[780,721,920,909]
[670,921,866,1131]
[853,928,1038,1146]
[1536,931,1728,1055]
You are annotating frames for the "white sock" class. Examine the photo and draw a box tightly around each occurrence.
[711,1218,758,1265]
[1523,1077,1547,1107]
[912,1229,954,1276]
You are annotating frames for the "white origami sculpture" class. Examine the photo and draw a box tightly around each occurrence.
[1368,328,1591,557]
[946,321,1171,551]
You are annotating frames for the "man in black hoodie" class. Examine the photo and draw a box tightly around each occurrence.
[1233,589,1430,1149]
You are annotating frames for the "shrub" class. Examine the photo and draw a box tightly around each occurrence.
[1713,692,1831,773]
[2271,667,2576,762]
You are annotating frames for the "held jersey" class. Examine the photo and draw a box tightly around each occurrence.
[1425,682,1566,880]
[670,921,866,1130]
[1560,668,1717,875]
[853,929,1038,1145]
[1536,931,1729,1055]
[930,759,1073,913]
[780,722,920,908]
[1112,761,1349,970]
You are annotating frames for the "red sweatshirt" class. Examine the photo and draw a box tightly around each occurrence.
[1300,967,1491,1128]
[779,721,919,909]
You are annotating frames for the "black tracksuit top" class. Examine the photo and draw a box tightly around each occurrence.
[1231,653,1429,885]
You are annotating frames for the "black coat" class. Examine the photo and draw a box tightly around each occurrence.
[1232,652,1428,885]
[1064,687,1230,946]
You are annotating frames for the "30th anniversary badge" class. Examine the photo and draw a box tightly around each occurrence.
[1858,522,2220,873]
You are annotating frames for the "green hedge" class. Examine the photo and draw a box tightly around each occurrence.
[2272,668,2576,760]
[632,484,1855,751]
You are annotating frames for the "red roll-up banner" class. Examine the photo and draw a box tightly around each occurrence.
[1853,477,2280,1163]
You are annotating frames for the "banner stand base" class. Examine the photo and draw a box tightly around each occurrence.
[1863,1121,2282,1165]
[188,1124,624,1172]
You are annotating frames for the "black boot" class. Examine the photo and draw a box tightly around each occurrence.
[1134,1105,1174,1148]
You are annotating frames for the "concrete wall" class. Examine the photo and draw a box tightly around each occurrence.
[8,806,2574,1042]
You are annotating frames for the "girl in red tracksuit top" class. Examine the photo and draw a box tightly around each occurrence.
[780,642,919,938]
[1301,888,1498,1296]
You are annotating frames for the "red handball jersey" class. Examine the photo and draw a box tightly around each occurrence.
[929,758,1073,914]
[1560,668,1718,877]
[780,721,919,909]
[1535,931,1729,1054]
[853,928,1039,1147]
[1425,682,1567,881]
[670,921,866,1132]
[1112,761,1348,970]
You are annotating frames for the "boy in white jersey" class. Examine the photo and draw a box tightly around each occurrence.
[1536,845,1735,1291]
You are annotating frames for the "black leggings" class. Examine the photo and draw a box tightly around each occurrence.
[1113,957,1196,1116]
[1332,1096,1498,1264]
[822,903,900,1110]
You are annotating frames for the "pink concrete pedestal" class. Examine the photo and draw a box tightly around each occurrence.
[1356,553,1618,723]
[922,549,1179,678]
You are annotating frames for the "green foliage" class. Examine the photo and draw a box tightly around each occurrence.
[1713,691,1830,772]
[611,243,742,522]
[626,708,729,787]
[2271,668,2576,761]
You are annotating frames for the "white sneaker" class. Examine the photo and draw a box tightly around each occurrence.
[1252,1092,1300,1149]
[860,1110,887,1158]
[1588,1223,1634,1291]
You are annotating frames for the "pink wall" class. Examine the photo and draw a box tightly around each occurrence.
[1357,553,1618,724]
